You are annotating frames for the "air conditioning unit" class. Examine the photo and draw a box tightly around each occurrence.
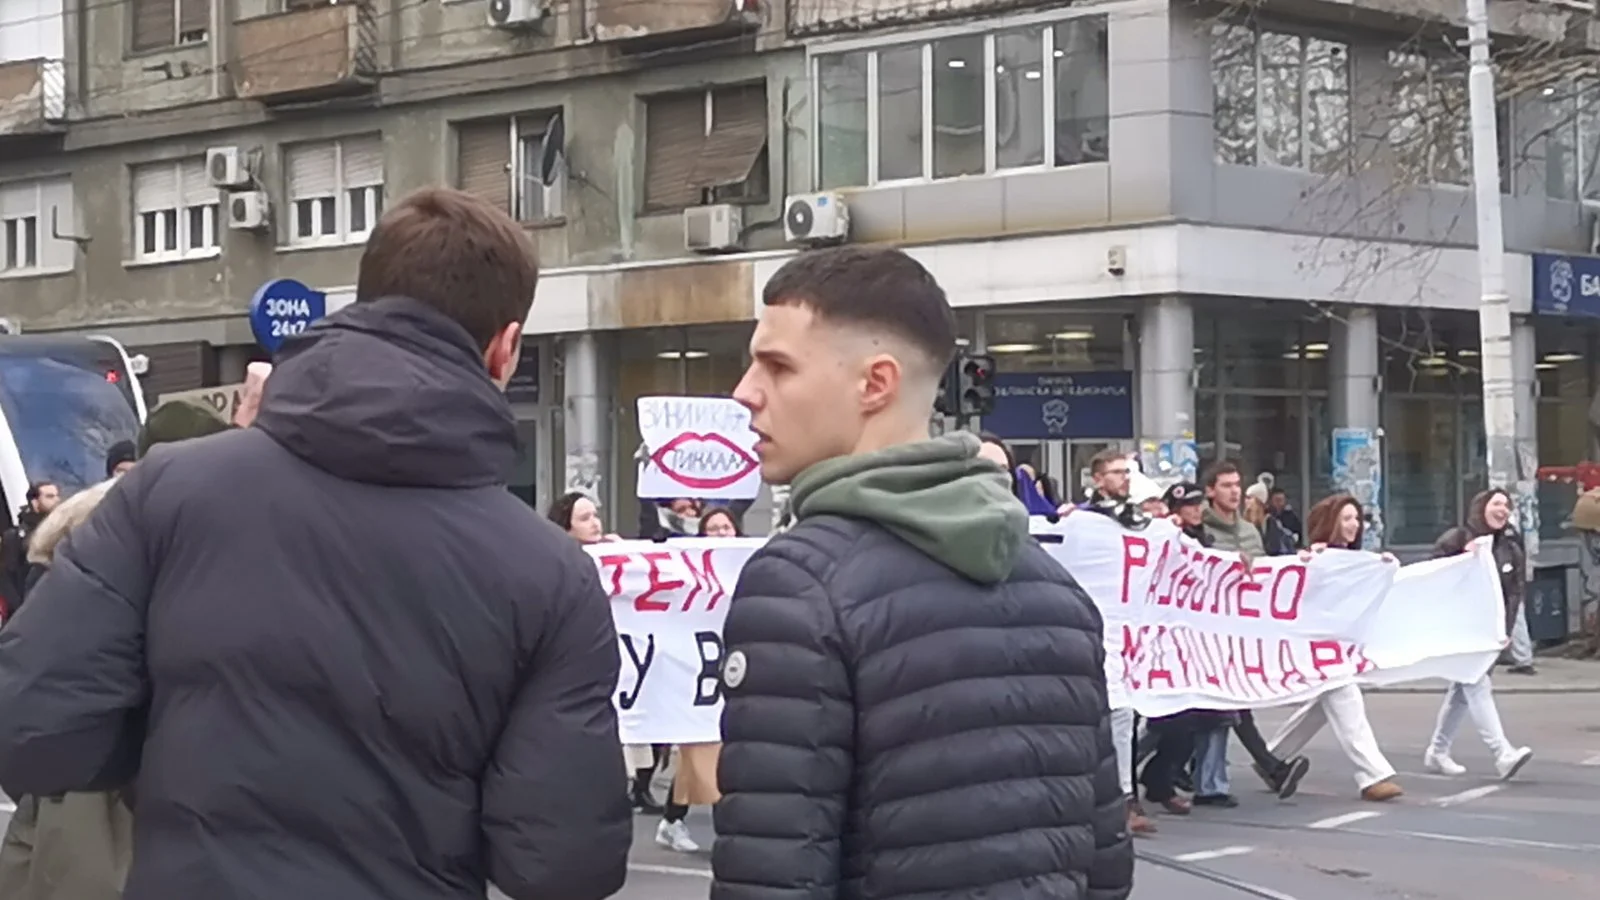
[684,204,743,253]
[488,0,548,29]
[227,191,271,231]
[783,192,849,245]
[206,147,252,189]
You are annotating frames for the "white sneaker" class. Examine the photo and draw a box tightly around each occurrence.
[655,818,700,853]
[1424,748,1466,776]
[1495,747,1533,781]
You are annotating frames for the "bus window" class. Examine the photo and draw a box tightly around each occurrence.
[0,339,143,499]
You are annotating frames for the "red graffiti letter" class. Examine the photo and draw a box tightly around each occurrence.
[1121,536,1150,606]
[634,552,682,612]
[1270,565,1307,622]
[1309,641,1344,681]
[598,554,632,597]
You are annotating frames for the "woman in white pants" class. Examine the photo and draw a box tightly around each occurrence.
[1425,489,1535,780]
[1266,494,1404,802]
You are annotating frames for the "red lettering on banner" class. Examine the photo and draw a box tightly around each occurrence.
[1270,566,1307,622]
[1309,640,1344,680]
[1146,626,1176,688]
[1121,624,1148,690]
[1177,560,1201,612]
[1121,536,1150,606]
[1237,564,1270,618]
[1217,635,1243,696]
[1345,643,1376,675]
[1171,629,1193,687]
[1278,640,1310,691]
[598,554,632,597]
[1144,542,1172,607]
[634,552,682,612]
[680,550,728,611]
[1194,631,1223,688]
[1238,638,1270,697]
[1212,560,1245,617]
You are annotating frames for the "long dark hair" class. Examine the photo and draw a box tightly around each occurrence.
[1306,493,1363,549]
[978,431,1020,496]
[546,490,589,533]
[698,506,743,536]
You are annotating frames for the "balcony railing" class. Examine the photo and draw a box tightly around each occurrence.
[0,58,66,137]
[232,1,377,103]
[591,0,760,47]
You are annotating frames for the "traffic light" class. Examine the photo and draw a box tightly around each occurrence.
[958,353,996,417]
[935,356,959,417]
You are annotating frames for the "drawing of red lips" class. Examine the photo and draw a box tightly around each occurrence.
[649,432,759,490]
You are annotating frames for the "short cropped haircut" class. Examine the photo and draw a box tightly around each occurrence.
[761,246,957,369]
[1089,447,1126,475]
[355,187,539,349]
[1202,460,1241,488]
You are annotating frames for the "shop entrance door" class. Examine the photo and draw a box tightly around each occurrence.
[1006,440,1125,504]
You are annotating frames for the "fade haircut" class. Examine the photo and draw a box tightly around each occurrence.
[761,246,957,371]
[355,187,539,349]
[1202,460,1241,488]
[1089,447,1126,475]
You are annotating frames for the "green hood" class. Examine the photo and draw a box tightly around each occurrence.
[788,431,1028,584]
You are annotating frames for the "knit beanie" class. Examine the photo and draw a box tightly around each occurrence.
[105,440,137,477]
[136,398,233,457]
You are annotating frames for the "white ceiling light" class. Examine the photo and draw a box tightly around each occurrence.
[1457,348,1479,357]
[1536,362,1558,370]
[1416,355,1449,367]
[1048,330,1093,341]
[1024,70,1042,80]
[946,58,966,69]
[1303,342,1329,352]
[657,350,710,360]
[955,337,971,347]
[1543,352,1583,363]
[987,342,1042,353]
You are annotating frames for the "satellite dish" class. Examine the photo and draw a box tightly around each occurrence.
[537,111,565,186]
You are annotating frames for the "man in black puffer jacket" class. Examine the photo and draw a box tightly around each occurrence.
[0,188,631,900]
[713,246,1132,900]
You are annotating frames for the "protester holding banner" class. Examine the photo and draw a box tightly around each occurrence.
[712,246,1132,900]
[1265,493,1402,802]
[1425,490,1536,780]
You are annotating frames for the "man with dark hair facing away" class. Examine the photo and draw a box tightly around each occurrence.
[712,245,1133,900]
[0,187,631,900]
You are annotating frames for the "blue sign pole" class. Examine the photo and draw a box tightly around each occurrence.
[249,278,328,353]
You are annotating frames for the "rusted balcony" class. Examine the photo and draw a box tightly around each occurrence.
[592,0,761,50]
[232,0,377,104]
[0,58,66,139]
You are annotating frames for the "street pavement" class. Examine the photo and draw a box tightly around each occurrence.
[2,671,1594,900]
[601,679,1600,900]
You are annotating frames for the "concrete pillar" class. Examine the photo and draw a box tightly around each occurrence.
[1512,317,1540,559]
[562,332,612,513]
[1329,307,1380,430]
[1327,306,1384,548]
[1138,296,1197,482]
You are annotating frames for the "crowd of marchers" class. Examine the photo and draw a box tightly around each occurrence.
[0,186,1537,900]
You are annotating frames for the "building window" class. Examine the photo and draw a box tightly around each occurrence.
[285,135,384,246]
[130,0,209,52]
[642,83,769,212]
[1211,22,1351,174]
[1388,50,1470,187]
[1541,80,1600,202]
[131,158,218,262]
[455,112,565,223]
[0,181,48,274]
[812,15,1108,190]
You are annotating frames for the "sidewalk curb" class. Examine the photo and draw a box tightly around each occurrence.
[1368,684,1600,695]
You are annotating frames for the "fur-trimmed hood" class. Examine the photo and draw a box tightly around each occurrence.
[26,479,116,566]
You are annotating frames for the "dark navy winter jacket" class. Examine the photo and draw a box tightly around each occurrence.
[711,515,1133,900]
[0,297,632,900]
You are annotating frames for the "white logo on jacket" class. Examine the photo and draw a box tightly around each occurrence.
[723,650,748,690]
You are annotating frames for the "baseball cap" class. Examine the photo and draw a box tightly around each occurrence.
[1163,482,1203,508]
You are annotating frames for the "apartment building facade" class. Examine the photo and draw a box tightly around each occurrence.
[3,0,1600,622]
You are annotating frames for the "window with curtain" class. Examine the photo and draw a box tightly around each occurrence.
[131,0,208,52]
[642,83,768,211]
[455,112,565,222]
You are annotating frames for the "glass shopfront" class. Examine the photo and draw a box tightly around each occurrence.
[1535,319,1598,542]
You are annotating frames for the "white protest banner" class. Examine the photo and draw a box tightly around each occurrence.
[636,396,761,501]
[595,521,1507,742]
[588,538,763,745]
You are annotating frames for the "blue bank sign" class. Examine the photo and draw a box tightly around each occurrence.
[984,371,1135,441]
[249,278,328,353]
[1532,252,1600,319]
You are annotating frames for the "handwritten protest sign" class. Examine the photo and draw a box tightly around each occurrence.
[158,384,247,423]
[592,519,1505,743]
[636,396,761,500]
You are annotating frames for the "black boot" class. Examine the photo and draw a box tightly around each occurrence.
[631,769,663,815]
